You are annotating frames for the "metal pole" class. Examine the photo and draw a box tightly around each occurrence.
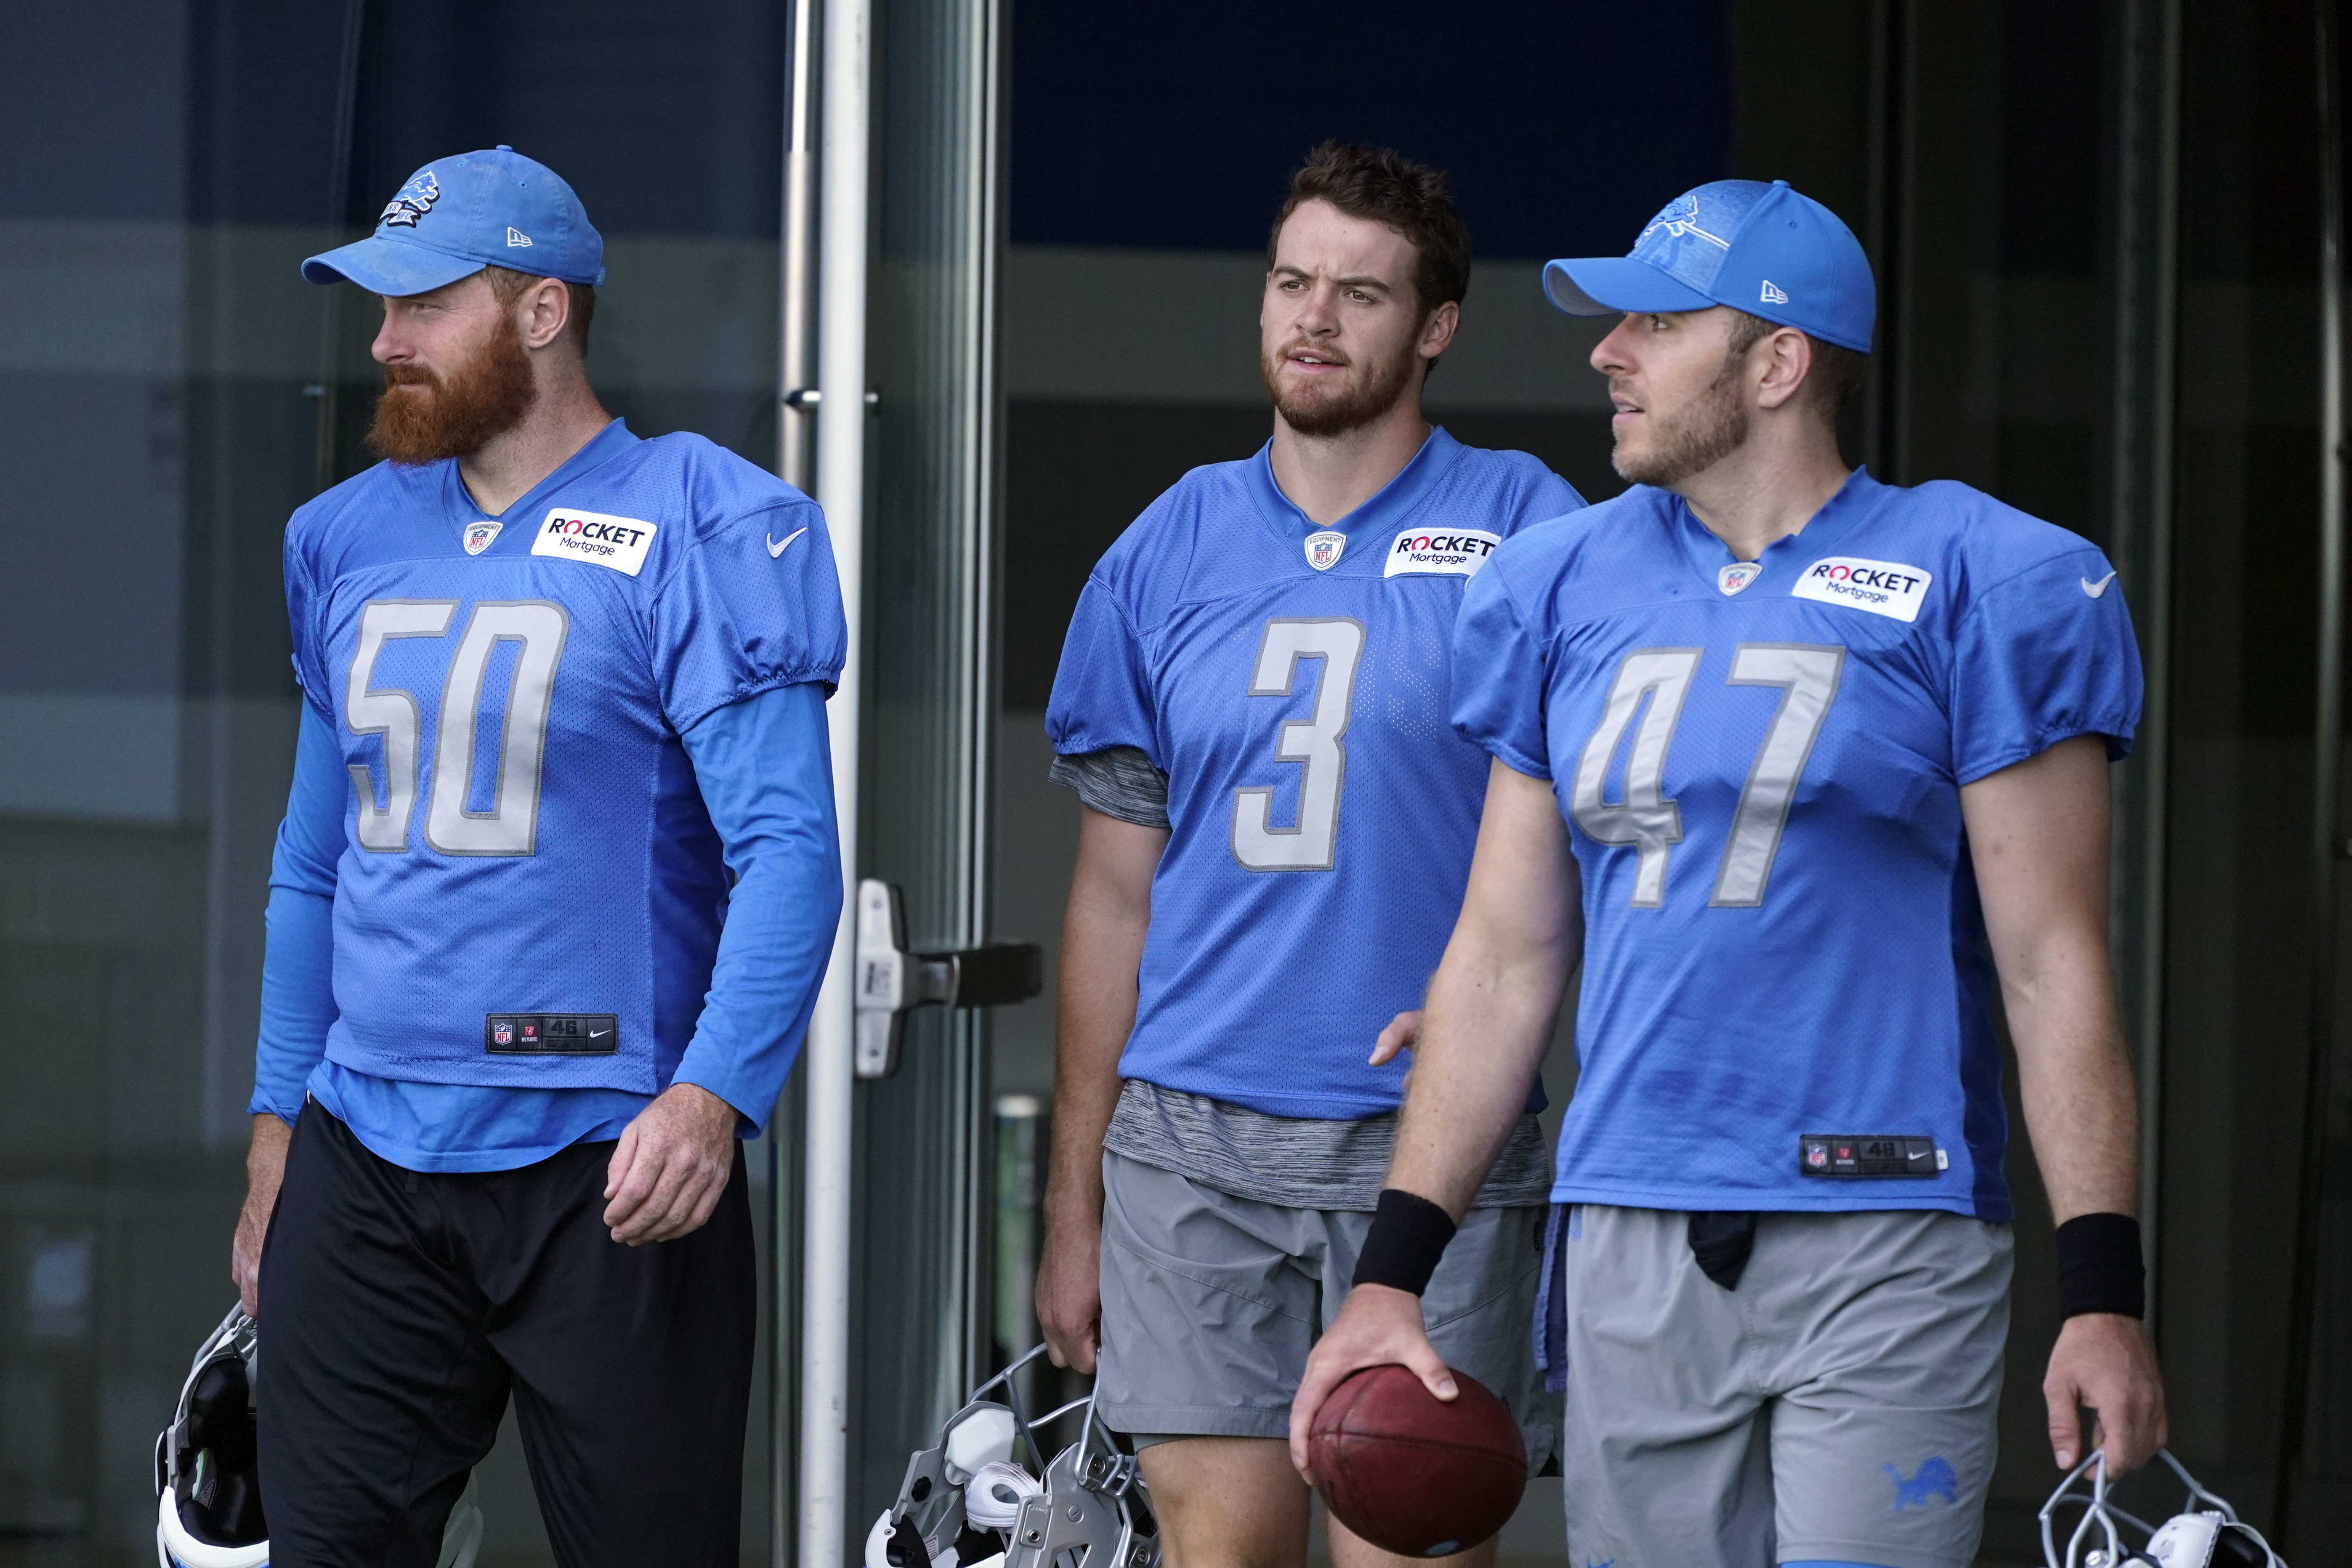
[799,0,870,1560]
[2105,0,2183,1331]
[778,0,822,494]
[2277,0,2345,1538]
[310,0,367,492]
[1863,0,1909,481]
[771,6,823,1559]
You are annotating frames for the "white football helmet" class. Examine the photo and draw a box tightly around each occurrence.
[2039,1447,2286,1567]
[155,1304,484,1568]
[864,1344,1159,1568]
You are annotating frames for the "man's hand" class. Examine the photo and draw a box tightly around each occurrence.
[1036,1209,1103,1373]
[2044,1312,2167,1472]
[1369,1010,1422,1068]
[603,1083,738,1245]
[1288,1284,1454,1478]
[233,1114,293,1316]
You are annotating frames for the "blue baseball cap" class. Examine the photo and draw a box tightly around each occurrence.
[1542,179,1874,353]
[302,146,606,295]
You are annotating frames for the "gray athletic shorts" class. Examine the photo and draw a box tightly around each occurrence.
[1096,1151,1557,1469]
[1540,1204,2012,1568]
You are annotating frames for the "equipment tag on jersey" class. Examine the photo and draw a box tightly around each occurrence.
[486,1013,619,1055]
[1799,1134,1945,1176]
[1790,556,1932,622]
[532,508,657,577]
[1384,527,1502,578]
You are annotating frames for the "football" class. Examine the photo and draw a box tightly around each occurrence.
[1306,1364,1527,1557]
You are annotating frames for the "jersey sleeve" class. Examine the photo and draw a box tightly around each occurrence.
[1450,556,1553,779]
[1526,470,1587,524]
[250,704,347,1124]
[283,520,335,725]
[1044,576,1161,764]
[651,497,848,734]
[1047,746,1171,828]
[1949,550,2144,783]
[672,681,842,1130]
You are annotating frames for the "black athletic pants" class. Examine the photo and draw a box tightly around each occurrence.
[257,1103,754,1568]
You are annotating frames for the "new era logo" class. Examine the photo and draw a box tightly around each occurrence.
[1760,279,1790,305]
[506,227,533,247]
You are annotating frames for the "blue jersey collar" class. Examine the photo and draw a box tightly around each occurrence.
[1246,425,1465,556]
[1670,463,1881,574]
[444,416,641,527]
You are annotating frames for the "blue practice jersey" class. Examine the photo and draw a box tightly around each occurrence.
[1047,428,1584,1118]
[283,419,845,1100]
[1452,468,2142,1220]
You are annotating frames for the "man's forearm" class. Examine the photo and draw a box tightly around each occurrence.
[1382,760,1580,1219]
[1044,809,1162,1224]
[2007,943,2139,1221]
[252,885,336,1122]
[674,682,843,1129]
[1964,736,2142,1223]
[1386,946,1564,1217]
[248,1111,292,1192]
[252,706,351,1123]
[1044,908,1141,1226]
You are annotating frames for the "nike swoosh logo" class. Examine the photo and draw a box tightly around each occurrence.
[2081,571,2118,598]
[1908,1150,1931,1161]
[589,1029,611,1039]
[766,526,809,558]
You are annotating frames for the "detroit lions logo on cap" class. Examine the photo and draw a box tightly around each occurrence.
[379,170,442,230]
[1638,194,1730,250]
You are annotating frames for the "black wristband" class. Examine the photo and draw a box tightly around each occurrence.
[1352,1188,1458,1296]
[2054,1212,2145,1320]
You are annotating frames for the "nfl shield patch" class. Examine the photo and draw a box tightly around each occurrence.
[1718,560,1762,595]
[1304,530,1346,571]
[464,521,503,555]
[493,1021,513,1046]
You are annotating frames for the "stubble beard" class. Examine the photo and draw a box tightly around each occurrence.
[365,309,539,466]
[1611,350,1751,488]
[1261,336,1420,439]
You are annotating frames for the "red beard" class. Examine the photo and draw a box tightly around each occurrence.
[365,311,538,465]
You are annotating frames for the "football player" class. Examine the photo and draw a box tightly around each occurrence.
[1294,179,2168,1568]
[231,148,845,1568]
[1036,143,1585,1568]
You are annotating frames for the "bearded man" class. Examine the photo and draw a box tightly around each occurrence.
[1035,142,1584,1568]
[233,146,845,1567]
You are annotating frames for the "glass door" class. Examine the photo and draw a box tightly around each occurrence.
[845,0,1010,1539]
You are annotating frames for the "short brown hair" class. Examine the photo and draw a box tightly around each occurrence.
[1726,309,1866,426]
[483,265,596,355]
[1269,141,1472,315]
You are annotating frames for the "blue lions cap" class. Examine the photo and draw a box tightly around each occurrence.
[302,146,606,295]
[1542,179,1874,353]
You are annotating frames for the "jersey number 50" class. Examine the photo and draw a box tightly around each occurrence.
[344,598,571,856]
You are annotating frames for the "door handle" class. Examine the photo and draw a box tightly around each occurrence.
[853,878,1043,1078]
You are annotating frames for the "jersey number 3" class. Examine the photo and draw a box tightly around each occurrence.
[1573,643,1844,908]
[1231,617,1366,872]
[345,599,571,856]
